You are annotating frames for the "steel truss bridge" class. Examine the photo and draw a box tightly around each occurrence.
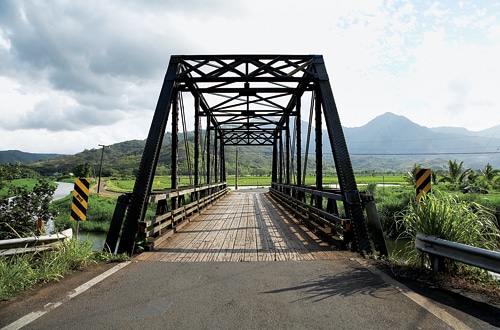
[104,55,387,257]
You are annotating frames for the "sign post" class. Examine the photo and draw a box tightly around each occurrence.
[71,178,90,237]
[416,168,431,201]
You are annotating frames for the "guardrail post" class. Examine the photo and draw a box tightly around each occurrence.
[430,254,445,273]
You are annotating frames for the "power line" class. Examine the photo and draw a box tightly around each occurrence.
[348,151,500,156]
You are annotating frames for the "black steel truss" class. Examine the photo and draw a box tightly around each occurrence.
[176,55,316,146]
[106,55,384,256]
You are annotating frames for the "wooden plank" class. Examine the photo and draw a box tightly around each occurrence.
[244,200,258,262]
[192,207,228,262]
[217,196,243,262]
[204,199,239,262]
[230,196,249,262]
[173,210,219,262]
[258,194,313,260]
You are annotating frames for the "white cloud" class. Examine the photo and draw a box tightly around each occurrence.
[0,0,499,153]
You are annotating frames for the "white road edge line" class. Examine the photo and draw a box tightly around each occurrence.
[1,261,131,330]
[355,258,472,330]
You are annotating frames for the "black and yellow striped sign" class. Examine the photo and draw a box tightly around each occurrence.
[416,168,431,201]
[71,178,90,221]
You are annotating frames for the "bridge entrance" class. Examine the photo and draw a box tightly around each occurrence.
[104,55,387,257]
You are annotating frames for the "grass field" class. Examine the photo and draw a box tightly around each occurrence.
[105,174,408,192]
[0,178,58,197]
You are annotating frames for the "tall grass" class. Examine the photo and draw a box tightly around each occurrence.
[377,187,414,238]
[396,191,500,268]
[0,238,96,300]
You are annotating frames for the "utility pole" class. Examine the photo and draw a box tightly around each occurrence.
[97,144,110,193]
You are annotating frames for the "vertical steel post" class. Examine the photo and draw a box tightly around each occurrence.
[206,117,211,184]
[171,90,179,212]
[171,91,179,190]
[235,147,239,190]
[272,135,278,183]
[194,96,200,187]
[104,194,130,253]
[279,130,283,184]
[221,142,226,182]
[315,91,323,209]
[285,116,291,188]
[214,129,218,183]
[296,96,302,187]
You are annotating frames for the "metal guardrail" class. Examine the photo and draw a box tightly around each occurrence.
[415,233,500,273]
[0,228,73,256]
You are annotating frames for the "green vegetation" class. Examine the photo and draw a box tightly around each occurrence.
[0,237,128,301]
[51,194,119,233]
[396,191,500,259]
[385,189,500,289]
[0,179,57,239]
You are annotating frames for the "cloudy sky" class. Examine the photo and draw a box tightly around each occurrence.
[1,0,499,154]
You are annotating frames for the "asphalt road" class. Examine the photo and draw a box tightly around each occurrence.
[2,257,499,330]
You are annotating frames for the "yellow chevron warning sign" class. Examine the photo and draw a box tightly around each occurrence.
[416,168,431,201]
[71,178,90,221]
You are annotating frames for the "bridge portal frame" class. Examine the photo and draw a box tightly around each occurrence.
[105,55,386,256]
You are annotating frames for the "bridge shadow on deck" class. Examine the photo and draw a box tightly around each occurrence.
[262,263,393,302]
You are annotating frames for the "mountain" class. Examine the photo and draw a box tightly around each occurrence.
[477,124,500,137]
[0,150,63,164]
[340,112,500,170]
[4,112,500,174]
[431,124,500,138]
[343,112,492,153]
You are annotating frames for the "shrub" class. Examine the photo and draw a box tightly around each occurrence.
[396,191,500,268]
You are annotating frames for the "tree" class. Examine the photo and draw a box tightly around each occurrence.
[0,179,57,239]
[441,160,471,184]
[73,162,93,178]
[480,163,499,185]
[404,163,421,185]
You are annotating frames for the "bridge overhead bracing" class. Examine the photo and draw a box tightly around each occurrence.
[106,55,387,256]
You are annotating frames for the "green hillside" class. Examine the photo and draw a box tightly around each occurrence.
[24,134,449,179]
[0,150,63,164]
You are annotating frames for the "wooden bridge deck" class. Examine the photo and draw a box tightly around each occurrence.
[136,190,348,262]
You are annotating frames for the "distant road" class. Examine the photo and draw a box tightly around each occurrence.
[97,180,121,196]
[52,180,120,201]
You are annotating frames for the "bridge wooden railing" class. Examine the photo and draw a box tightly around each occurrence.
[269,183,388,255]
[270,183,352,249]
[137,183,228,249]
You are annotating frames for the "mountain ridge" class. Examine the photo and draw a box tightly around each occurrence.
[341,112,500,169]
[2,112,499,171]
[0,150,64,164]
